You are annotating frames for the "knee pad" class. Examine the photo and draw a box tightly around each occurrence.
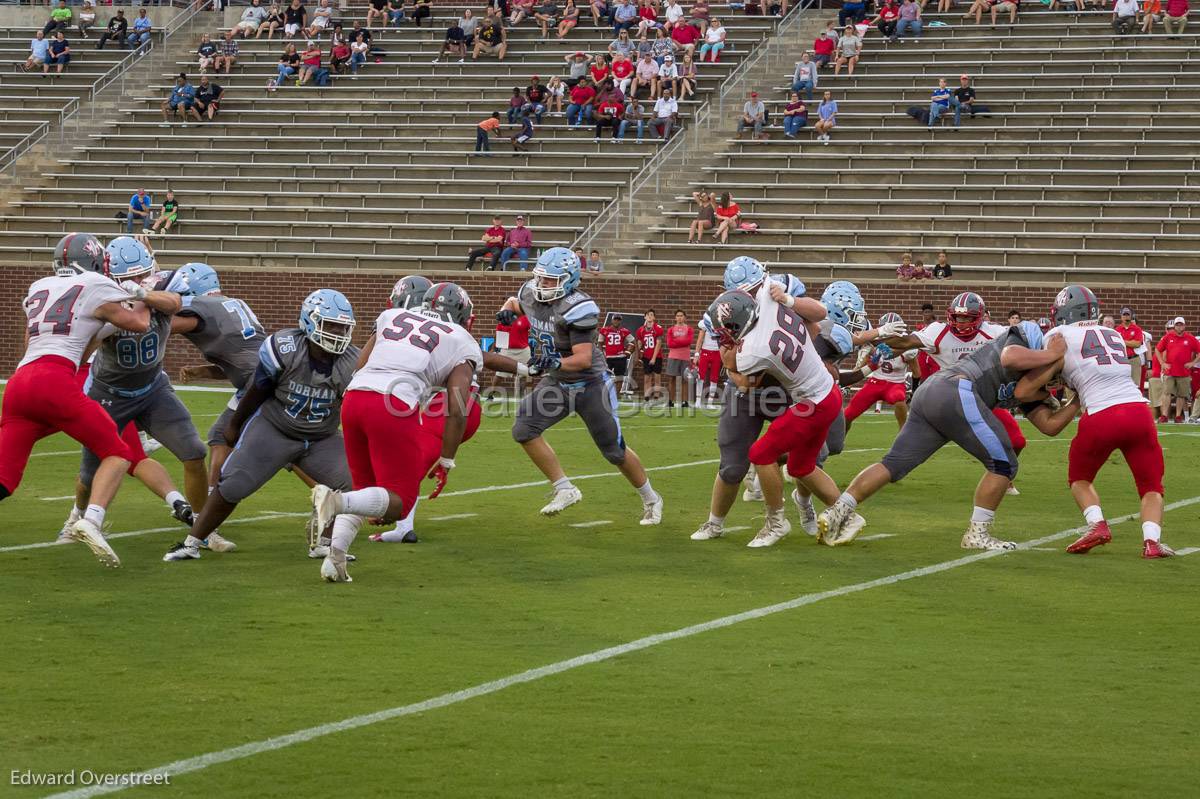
[718,460,750,485]
[989,458,1018,480]
[601,442,627,466]
[511,421,538,446]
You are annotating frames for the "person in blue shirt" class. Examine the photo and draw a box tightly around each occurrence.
[510,109,535,152]
[160,73,196,126]
[127,8,151,49]
[22,31,51,72]
[126,188,153,234]
[928,77,952,128]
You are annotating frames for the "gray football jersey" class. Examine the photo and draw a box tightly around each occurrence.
[91,311,174,391]
[517,280,606,381]
[178,294,266,391]
[946,325,1030,409]
[257,327,360,440]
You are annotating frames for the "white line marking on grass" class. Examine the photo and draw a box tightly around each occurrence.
[437,459,719,499]
[1028,547,1059,552]
[568,520,613,528]
[858,533,896,542]
[38,495,76,502]
[1176,547,1200,556]
[724,525,751,533]
[50,494,1200,799]
[30,450,79,458]
[0,513,309,554]
[427,513,479,522]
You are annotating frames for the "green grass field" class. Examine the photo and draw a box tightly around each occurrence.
[2,389,1198,799]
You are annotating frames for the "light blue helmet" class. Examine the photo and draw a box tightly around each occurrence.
[723,256,766,291]
[171,262,220,296]
[299,289,356,355]
[106,236,156,281]
[821,280,867,332]
[1018,320,1045,351]
[532,246,581,303]
[817,319,854,359]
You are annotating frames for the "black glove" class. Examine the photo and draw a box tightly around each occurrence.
[496,309,518,326]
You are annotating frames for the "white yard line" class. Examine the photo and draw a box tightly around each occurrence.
[858,533,896,542]
[37,495,76,502]
[426,513,479,522]
[436,459,720,499]
[568,520,613,528]
[0,513,309,554]
[46,494,1200,799]
[1175,547,1200,557]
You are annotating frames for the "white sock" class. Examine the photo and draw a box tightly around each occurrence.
[377,528,413,542]
[340,487,389,517]
[707,512,725,527]
[838,492,857,511]
[1082,505,1104,525]
[66,505,82,524]
[165,490,185,508]
[971,506,996,524]
[395,497,417,534]
[331,513,363,554]
[1142,521,1162,542]
[553,477,575,492]
[636,480,657,502]
[83,504,106,527]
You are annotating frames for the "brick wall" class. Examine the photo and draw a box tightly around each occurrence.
[2,266,1199,376]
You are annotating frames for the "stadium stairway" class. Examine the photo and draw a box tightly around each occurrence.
[0,4,790,271]
[621,9,1200,286]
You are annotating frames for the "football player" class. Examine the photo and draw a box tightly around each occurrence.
[312,282,483,582]
[634,311,664,402]
[819,321,1079,550]
[164,290,359,561]
[1015,285,1173,558]
[844,312,917,431]
[497,247,664,524]
[598,314,635,393]
[0,234,153,566]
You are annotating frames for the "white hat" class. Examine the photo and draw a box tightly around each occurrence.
[1173,316,1186,325]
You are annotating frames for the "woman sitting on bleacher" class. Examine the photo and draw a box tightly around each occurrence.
[271,43,300,88]
[259,3,284,39]
[236,0,269,38]
[307,0,333,39]
[283,0,307,39]
[78,2,96,39]
[48,32,71,75]
[698,16,726,62]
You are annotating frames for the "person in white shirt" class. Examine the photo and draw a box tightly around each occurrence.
[664,0,685,28]
[651,87,678,139]
[1112,0,1139,33]
[655,53,679,98]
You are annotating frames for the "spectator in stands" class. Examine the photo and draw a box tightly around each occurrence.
[473,17,508,60]
[466,216,506,269]
[510,0,535,25]
[1140,0,1163,32]
[713,193,741,243]
[546,76,566,112]
[699,17,726,62]
[663,0,684,29]
[433,17,467,63]
[590,53,611,85]
[307,0,333,38]
[690,0,711,33]
[385,0,407,26]
[331,37,351,72]
[678,52,698,98]
[1113,0,1139,32]
[148,189,179,233]
[43,1,72,37]
[236,0,269,37]
[558,0,581,37]
[413,0,433,26]
[126,188,153,234]
[47,31,71,75]
[197,34,217,74]
[991,0,1019,25]
[736,91,768,140]
[589,250,605,272]
[617,94,645,141]
[1115,307,1145,386]
[590,0,611,26]
[611,51,634,95]
[296,40,322,85]
[127,8,152,50]
[96,9,125,50]
[898,255,931,281]
[671,18,701,58]
[652,27,677,64]
[630,52,657,100]
[651,86,678,139]
[635,0,660,34]
[783,91,808,138]
[962,0,991,24]
[594,93,625,141]
[191,76,223,122]
[814,90,837,143]
[346,22,374,53]
[1155,317,1199,422]
[839,0,866,26]
[367,0,389,27]
[212,30,239,74]
[812,29,834,68]
[499,216,533,270]
[657,54,680,99]
[1048,0,1083,9]
[507,87,527,123]
[535,0,561,36]
[928,78,952,128]
[872,0,899,40]
[1007,310,1022,325]
[259,3,285,39]
[688,189,715,242]
[349,33,370,73]
[271,44,300,88]
[785,54,817,104]
[563,53,588,89]
[475,112,502,154]
[896,0,922,37]
[78,2,96,40]
[833,25,860,77]
[283,0,307,39]
[951,74,976,128]
[160,74,195,124]
[22,32,51,73]
[523,77,548,121]
[567,77,596,127]
[933,250,953,278]
[613,0,640,33]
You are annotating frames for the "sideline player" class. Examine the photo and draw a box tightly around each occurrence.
[819,321,1077,550]
[1015,285,1173,558]
[844,312,915,431]
[693,315,723,409]
[0,234,152,566]
[163,290,359,561]
[312,282,482,582]
[635,310,663,402]
[497,247,663,524]
[598,314,635,394]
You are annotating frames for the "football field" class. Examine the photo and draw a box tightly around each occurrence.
[2,389,1198,798]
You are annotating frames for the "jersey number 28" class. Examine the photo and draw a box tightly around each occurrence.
[769,305,808,373]
[1080,329,1128,365]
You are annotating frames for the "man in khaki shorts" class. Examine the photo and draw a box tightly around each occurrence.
[1155,316,1200,423]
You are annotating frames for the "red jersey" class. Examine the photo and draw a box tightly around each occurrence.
[1156,330,1200,377]
[496,314,530,350]
[599,325,631,358]
[914,322,939,377]
[636,323,663,359]
[1113,322,1144,358]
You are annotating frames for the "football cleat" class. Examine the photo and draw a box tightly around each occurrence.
[55,508,81,543]
[171,499,195,527]
[201,532,237,553]
[792,489,818,536]
[320,551,353,583]
[822,512,866,547]
[689,521,725,541]
[540,485,583,516]
[140,432,163,454]
[1142,540,1175,559]
[961,522,1017,551]
[748,508,791,548]
[639,494,664,526]
[742,484,763,502]
[163,542,200,561]
[816,500,852,545]
[1065,521,1111,554]
[308,545,358,560]
[68,519,120,568]
[311,484,344,537]
[1005,484,1020,496]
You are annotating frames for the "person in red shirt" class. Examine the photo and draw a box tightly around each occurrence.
[611,51,634,93]
[598,314,634,389]
[1148,321,1167,421]
[1113,306,1145,388]
[665,309,695,408]
[465,215,506,270]
[1154,316,1200,422]
[713,192,740,244]
[670,20,701,57]
[488,311,532,397]
[567,78,596,127]
[593,96,624,141]
[912,302,938,390]
[812,30,835,67]
[635,309,663,401]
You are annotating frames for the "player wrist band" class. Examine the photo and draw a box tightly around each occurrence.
[438,457,456,470]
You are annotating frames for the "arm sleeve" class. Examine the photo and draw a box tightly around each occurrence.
[255,336,283,389]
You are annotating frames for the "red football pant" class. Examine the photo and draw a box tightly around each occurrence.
[845,378,907,424]
[341,390,426,516]
[697,350,722,383]
[0,356,131,495]
[749,385,843,478]
[1068,402,1164,497]
[418,390,483,471]
[75,361,149,476]
[992,407,1025,452]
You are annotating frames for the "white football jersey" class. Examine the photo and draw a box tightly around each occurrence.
[349,308,483,408]
[913,320,1009,370]
[1048,323,1145,414]
[869,347,917,383]
[18,272,130,369]
[735,278,834,403]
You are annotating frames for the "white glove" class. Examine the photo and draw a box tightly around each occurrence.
[516,362,531,377]
[877,321,907,339]
[437,457,456,470]
[121,280,147,300]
